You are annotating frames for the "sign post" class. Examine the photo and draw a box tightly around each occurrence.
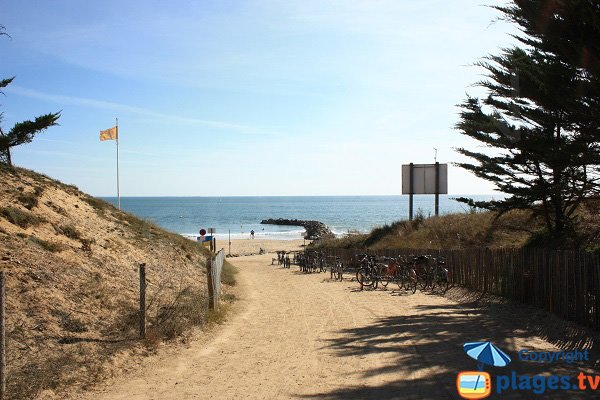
[402,163,448,221]
[409,163,414,221]
[435,162,440,216]
[208,228,216,253]
[0,270,5,400]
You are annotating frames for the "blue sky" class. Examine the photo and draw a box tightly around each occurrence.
[1,0,516,196]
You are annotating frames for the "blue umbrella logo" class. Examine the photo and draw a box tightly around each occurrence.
[463,342,511,371]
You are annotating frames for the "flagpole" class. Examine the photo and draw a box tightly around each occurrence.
[116,117,120,210]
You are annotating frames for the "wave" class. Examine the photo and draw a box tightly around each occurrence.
[182,229,307,241]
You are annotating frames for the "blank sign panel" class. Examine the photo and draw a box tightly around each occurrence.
[402,164,448,194]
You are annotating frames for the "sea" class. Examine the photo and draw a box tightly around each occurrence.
[101,195,500,241]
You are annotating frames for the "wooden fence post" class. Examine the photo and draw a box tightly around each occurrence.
[0,270,5,400]
[139,263,146,339]
[207,256,215,311]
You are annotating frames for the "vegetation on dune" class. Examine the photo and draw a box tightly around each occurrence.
[0,166,235,400]
[314,201,600,252]
[28,236,66,253]
[221,260,238,286]
[0,206,45,228]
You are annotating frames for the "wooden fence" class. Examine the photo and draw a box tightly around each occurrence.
[207,249,225,310]
[320,247,600,330]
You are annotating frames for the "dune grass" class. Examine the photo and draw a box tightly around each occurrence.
[314,209,545,250]
[0,206,45,228]
[221,260,238,286]
[314,202,600,251]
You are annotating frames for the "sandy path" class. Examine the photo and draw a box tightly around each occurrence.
[80,255,596,400]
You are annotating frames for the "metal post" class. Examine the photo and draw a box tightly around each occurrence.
[116,118,120,210]
[139,263,146,339]
[435,161,440,216]
[409,162,414,221]
[0,271,5,400]
[228,229,231,256]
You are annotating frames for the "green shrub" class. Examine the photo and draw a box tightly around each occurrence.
[29,236,65,253]
[17,193,37,210]
[364,221,405,247]
[82,196,113,212]
[0,207,44,228]
[59,224,81,240]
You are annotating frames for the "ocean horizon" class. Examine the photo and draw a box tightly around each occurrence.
[101,195,502,240]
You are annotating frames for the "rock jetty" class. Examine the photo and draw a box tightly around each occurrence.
[260,218,335,241]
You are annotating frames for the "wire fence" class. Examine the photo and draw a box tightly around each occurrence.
[318,247,600,330]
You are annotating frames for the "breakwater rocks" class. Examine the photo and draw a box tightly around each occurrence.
[260,218,335,241]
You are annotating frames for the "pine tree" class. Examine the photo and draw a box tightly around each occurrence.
[0,25,60,166]
[455,2,600,241]
[495,1,600,146]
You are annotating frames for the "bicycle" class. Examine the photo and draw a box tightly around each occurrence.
[430,256,451,292]
[329,256,344,281]
[355,254,376,289]
[395,256,418,293]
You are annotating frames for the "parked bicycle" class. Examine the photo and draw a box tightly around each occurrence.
[328,256,343,281]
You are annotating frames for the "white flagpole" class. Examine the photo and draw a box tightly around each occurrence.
[116,117,120,210]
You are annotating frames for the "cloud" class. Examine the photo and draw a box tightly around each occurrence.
[6,86,277,135]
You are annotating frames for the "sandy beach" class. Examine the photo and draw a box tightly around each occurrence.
[79,253,595,400]
[217,238,308,256]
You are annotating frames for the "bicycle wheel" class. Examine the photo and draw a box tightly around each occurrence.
[378,264,391,289]
[442,269,452,292]
[404,269,418,293]
[419,271,431,291]
[356,267,373,289]
[336,263,343,281]
[396,274,405,291]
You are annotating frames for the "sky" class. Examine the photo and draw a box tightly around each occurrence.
[1,0,518,196]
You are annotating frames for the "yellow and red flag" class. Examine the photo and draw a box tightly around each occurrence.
[99,126,118,141]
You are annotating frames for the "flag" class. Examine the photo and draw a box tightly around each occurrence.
[100,126,118,141]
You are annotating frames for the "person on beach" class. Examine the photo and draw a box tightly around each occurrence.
[250,230,255,239]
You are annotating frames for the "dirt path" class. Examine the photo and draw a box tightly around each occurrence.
[80,254,596,400]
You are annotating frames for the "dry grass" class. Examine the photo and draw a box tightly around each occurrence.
[315,203,600,251]
[315,209,542,251]
[221,260,238,286]
[16,188,42,210]
[58,224,82,240]
[0,206,45,228]
[28,236,66,253]
[0,165,238,400]
[146,287,208,343]
[82,196,113,214]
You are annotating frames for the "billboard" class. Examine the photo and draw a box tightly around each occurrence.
[402,163,448,195]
